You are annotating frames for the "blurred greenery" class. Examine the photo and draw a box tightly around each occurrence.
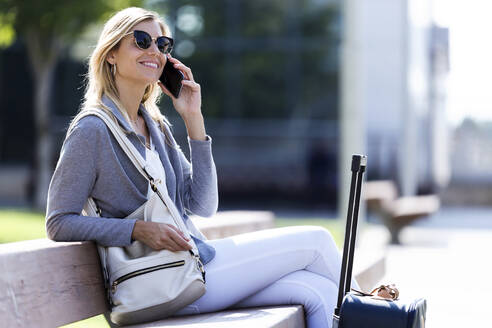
[155,0,340,120]
[0,209,46,243]
[0,0,144,43]
[61,315,109,328]
[0,208,342,327]
[241,0,287,37]
[0,11,15,47]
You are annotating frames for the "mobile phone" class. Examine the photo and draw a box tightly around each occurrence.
[159,60,184,98]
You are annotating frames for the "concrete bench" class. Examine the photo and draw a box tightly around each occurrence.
[364,180,440,244]
[0,211,383,327]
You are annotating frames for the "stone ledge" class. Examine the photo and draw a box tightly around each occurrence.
[124,305,305,328]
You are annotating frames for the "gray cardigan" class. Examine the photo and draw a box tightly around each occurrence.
[46,95,218,263]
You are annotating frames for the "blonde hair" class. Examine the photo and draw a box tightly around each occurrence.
[74,7,173,139]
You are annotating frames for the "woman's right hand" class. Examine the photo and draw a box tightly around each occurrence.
[131,220,192,252]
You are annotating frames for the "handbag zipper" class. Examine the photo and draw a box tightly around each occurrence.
[111,260,185,294]
[189,249,206,283]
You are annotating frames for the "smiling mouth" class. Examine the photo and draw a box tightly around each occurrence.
[140,62,159,69]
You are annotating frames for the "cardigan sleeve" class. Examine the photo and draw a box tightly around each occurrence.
[45,117,137,246]
[179,135,218,217]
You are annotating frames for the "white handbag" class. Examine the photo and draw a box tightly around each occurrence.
[76,109,206,326]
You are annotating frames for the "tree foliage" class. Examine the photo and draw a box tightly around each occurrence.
[0,0,144,48]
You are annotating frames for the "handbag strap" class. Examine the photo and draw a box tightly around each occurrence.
[75,109,150,180]
[73,108,190,237]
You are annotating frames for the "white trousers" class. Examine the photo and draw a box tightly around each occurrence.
[174,226,358,328]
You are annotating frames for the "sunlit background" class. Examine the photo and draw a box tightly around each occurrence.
[2,0,492,209]
[437,0,492,124]
[1,0,492,326]
[434,0,492,202]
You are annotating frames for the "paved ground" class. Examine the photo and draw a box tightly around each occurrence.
[365,206,492,327]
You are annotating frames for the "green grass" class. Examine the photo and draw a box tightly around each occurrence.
[0,208,46,243]
[0,209,343,327]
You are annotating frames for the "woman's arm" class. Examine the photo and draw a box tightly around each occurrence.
[183,112,206,141]
[158,55,218,217]
[45,117,137,247]
[179,136,218,217]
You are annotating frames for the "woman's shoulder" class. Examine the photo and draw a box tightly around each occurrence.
[75,114,108,129]
[66,113,112,144]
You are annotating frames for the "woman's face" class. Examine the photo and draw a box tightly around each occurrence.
[109,19,167,86]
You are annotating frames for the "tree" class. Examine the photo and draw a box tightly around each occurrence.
[0,0,142,209]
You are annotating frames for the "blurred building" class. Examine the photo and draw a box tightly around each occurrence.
[341,0,450,204]
[440,119,492,205]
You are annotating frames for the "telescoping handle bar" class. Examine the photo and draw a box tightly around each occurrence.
[334,154,367,317]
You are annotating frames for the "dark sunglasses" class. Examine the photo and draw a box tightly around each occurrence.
[126,30,174,54]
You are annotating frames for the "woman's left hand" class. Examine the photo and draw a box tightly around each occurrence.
[158,54,202,120]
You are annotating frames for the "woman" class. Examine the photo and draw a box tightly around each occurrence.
[46,7,355,328]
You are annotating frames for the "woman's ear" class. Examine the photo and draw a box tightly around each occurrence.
[106,50,116,65]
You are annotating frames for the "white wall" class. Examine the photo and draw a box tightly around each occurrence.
[341,0,439,201]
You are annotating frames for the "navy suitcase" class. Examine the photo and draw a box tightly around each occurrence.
[332,155,427,328]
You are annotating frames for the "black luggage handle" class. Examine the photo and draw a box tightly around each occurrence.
[334,154,367,316]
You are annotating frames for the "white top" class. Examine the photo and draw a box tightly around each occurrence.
[144,134,210,243]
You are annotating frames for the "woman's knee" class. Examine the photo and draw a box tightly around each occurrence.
[295,225,336,249]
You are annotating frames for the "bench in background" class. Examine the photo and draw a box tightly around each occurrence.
[364,180,440,244]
